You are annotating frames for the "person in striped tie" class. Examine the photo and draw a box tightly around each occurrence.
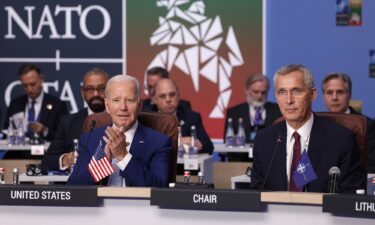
[68,75,172,187]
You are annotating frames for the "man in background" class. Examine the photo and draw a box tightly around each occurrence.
[142,66,191,112]
[224,73,281,161]
[322,72,375,173]
[41,68,109,172]
[251,64,365,192]
[152,78,213,155]
[5,64,67,141]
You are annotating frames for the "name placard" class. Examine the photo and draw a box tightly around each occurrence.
[323,194,375,218]
[151,188,263,211]
[0,185,102,207]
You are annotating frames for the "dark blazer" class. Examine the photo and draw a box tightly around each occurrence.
[349,107,375,173]
[223,101,281,161]
[4,93,67,141]
[41,108,89,171]
[142,98,191,112]
[224,101,281,142]
[176,106,214,155]
[250,115,366,193]
[67,122,172,187]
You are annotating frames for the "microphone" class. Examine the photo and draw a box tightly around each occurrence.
[261,134,282,191]
[328,166,341,193]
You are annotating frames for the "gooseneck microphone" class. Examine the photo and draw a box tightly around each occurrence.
[328,166,341,193]
[261,134,282,191]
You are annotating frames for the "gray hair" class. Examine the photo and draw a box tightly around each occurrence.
[273,64,315,88]
[321,72,352,95]
[105,75,141,100]
[245,73,270,90]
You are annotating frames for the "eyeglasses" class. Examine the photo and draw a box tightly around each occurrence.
[157,91,177,100]
[82,85,106,93]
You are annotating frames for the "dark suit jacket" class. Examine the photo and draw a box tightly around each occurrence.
[67,122,172,187]
[142,98,191,112]
[143,103,213,154]
[349,107,375,173]
[4,93,67,141]
[176,106,214,155]
[41,108,89,171]
[223,101,281,161]
[250,115,366,193]
[224,101,281,142]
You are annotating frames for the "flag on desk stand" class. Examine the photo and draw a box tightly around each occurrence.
[293,150,317,189]
[88,140,114,182]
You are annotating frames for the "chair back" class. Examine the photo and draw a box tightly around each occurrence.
[274,112,368,170]
[83,111,178,183]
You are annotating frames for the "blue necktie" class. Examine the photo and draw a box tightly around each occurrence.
[27,100,36,134]
[254,107,264,126]
[107,158,125,186]
[28,100,36,122]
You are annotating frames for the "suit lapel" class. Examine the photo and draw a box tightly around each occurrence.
[39,93,48,123]
[241,104,252,131]
[307,116,325,172]
[128,123,146,158]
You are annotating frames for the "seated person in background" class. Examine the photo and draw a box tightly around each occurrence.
[68,75,171,187]
[142,66,191,111]
[322,73,375,173]
[224,73,281,161]
[152,78,213,155]
[250,64,366,193]
[5,64,67,141]
[41,68,109,172]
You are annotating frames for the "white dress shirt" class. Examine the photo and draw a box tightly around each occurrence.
[249,104,266,126]
[285,113,314,183]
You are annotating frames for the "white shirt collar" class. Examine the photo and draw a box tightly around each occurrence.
[28,91,44,104]
[285,113,314,183]
[286,112,314,151]
[87,107,94,116]
[344,107,351,114]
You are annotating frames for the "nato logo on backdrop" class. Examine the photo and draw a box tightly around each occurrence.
[336,0,362,26]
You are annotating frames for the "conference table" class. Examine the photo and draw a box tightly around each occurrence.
[213,143,253,158]
[0,185,373,225]
[16,154,214,184]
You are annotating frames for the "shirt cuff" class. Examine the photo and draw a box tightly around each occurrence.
[59,153,70,170]
[116,153,132,171]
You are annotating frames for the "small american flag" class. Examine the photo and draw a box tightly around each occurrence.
[88,140,114,182]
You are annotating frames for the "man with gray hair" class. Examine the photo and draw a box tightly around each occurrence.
[251,64,365,193]
[68,75,172,187]
[223,73,281,161]
[322,72,375,173]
